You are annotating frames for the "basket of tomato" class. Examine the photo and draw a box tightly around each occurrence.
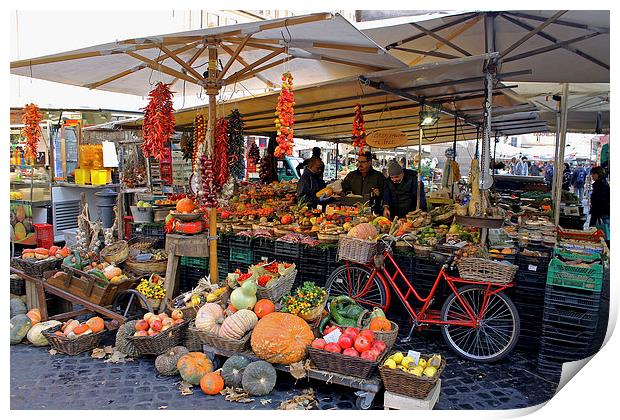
[307,326,388,379]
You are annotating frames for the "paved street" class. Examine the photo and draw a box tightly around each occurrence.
[11,328,561,410]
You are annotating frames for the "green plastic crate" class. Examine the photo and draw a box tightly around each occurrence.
[546,258,604,292]
[180,256,209,270]
[229,247,253,264]
[554,248,602,263]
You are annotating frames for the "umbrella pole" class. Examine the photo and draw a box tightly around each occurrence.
[206,42,219,284]
[553,83,570,226]
[417,125,422,210]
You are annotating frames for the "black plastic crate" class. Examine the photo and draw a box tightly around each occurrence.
[131,222,166,242]
[540,340,597,361]
[252,237,276,263]
[542,305,599,329]
[274,240,301,263]
[542,323,597,344]
[544,285,602,311]
[228,260,250,275]
[391,253,415,279]
[536,357,563,380]
[179,265,208,292]
[515,270,547,287]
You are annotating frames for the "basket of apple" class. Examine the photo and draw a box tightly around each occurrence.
[126,311,188,356]
[307,326,388,379]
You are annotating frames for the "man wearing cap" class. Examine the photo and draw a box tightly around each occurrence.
[383,160,427,219]
[296,157,327,208]
[341,151,386,213]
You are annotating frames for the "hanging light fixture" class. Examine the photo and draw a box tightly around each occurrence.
[419,103,439,126]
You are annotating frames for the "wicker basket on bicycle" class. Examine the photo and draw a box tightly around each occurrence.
[456,258,517,284]
[337,235,383,265]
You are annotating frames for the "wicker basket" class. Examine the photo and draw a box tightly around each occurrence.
[364,321,399,350]
[125,319,188,356]
[100,241,129,265]
[188,322,252,353]
[124,257,168,275]
[456,258,517,284]
[317,232,340,243]
[11,257,62,278]
[166,299,205,320]
[183,327,204,352]
[307,345,388,379]
[337,235,381,264]
[379,354,446,399]
[232,224,252,233]
[299,299,327,322]
[139,296,163,311]
[256,269,297,302]
[42,325,105,356]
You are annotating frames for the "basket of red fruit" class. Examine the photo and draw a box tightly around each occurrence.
[307,326,389,379]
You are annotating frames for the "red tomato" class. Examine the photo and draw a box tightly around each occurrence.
[343,348,359,358]
[324,343,341,353]
[359,329,375,343]
[371,340,386,355]
[337,335,354,349]
[360,350,377,361]
[343,327,359,338]
[354,336,372,353]
[311,338,326,350]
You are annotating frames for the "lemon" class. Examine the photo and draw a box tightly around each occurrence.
[383,359,397,369]
[399,366,408,372]
[390,352,404,364]
[401,356,415,368]
[410,366,424,377]
[428,354,442,368]
[418,358,428,369]
[423,366,438,378]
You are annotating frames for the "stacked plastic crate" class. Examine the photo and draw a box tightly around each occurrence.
[537,229,607,380]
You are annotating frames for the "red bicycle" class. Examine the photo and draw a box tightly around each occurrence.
[325,234,520,362]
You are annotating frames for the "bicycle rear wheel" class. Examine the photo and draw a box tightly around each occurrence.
[440,285,520,362]
[325,264,388,311]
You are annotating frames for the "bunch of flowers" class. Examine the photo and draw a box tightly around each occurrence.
[274,72,295,158]
[282,282,327,317]
[352,104,366,155]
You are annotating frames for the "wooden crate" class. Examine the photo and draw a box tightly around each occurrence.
[383,380,441,410]
[48,268,135,307]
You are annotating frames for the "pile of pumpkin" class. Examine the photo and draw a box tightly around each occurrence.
[155,348,279,397]
[62,251,130,285]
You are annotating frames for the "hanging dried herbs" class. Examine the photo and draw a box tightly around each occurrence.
[274,72,295,158]
[227,109,245,179]
[352,104,366,155]
[213,117,229,191]
[248,141,260,164]
[142,82,175,160]
[21,103,43,160]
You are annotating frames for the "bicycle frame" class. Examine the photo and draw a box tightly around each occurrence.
[345,251,514,328]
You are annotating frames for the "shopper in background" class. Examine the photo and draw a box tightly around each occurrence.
[341,151,386,214]
[383,160,427,219]
[529,161,542,176]
[296,147,324,179]
[571,163,588,202]
[296,157,326,208]
[509,157,518,175]
[515,156,529,176]
[589,166,610,246]
[561,163,572,191]
[544,162,554,184]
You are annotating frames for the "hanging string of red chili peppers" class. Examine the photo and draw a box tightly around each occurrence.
[213,117,229,191]
[192,114,206,171]
[274,72,295,158]
[352,104,366,155]
[21,103,43,160]
[142,82,175,160]
[227,109,245,180]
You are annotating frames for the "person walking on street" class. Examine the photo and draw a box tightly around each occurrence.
[515,157,529,176]
[296,147,325,179]
[296,157,326,208]
[571,163,587,202]
[509,157,518,175]
[589,166,610,246]
[529,161,542,176]
[383,160,427,219]
[341,151,386,214]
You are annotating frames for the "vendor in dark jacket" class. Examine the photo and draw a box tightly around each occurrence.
[383,160,427,219]
[340,151,385,213]
[296,157,326,208]
[296,147,324,178]
[589,166,610,226]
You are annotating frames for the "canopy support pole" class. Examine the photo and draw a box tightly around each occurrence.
[479,63,496,248]
[206,41,220,284]
[551,100,561,208]
[417,125,423,210]
[553,83,570,226]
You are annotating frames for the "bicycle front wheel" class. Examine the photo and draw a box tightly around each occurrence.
[325,263,388,311]
[440,285,520,362]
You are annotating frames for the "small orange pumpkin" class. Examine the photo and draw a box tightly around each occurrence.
[26,309,41,325]
[200,371,225,395]
[85,316,105,333]
[72,323,90,335]
[177,352,214,385]
[369,317,392,332]
[253,299,275,319]
[176,198,196,214]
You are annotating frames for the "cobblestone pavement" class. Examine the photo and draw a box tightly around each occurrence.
[11,327,562,410]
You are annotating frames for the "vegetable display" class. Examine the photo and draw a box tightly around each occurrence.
[351,104,366,155]
[274,72,295,158]
[176,352,214,385]
[155,346,189,376]
[21,103,43,160]
[242,361,277,396]
[281,282,326,318]
[213,117,230,191]
[221,355,251,388]
[136,274,166,300]
[141,82,175,161]
[227,109,245,180]
[250,312,314,364]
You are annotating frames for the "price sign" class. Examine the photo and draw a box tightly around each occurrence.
[323,329,342,344]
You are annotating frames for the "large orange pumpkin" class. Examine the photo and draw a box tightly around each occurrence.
[200,371,225,395]
[177,352,214,385]
[250,312,314,364]
[369,317,392,332]
[253,299,275,319]
[85,316,105,333]
[176,198,196,214]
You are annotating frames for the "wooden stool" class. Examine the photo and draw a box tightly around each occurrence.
[383,380,441,410]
